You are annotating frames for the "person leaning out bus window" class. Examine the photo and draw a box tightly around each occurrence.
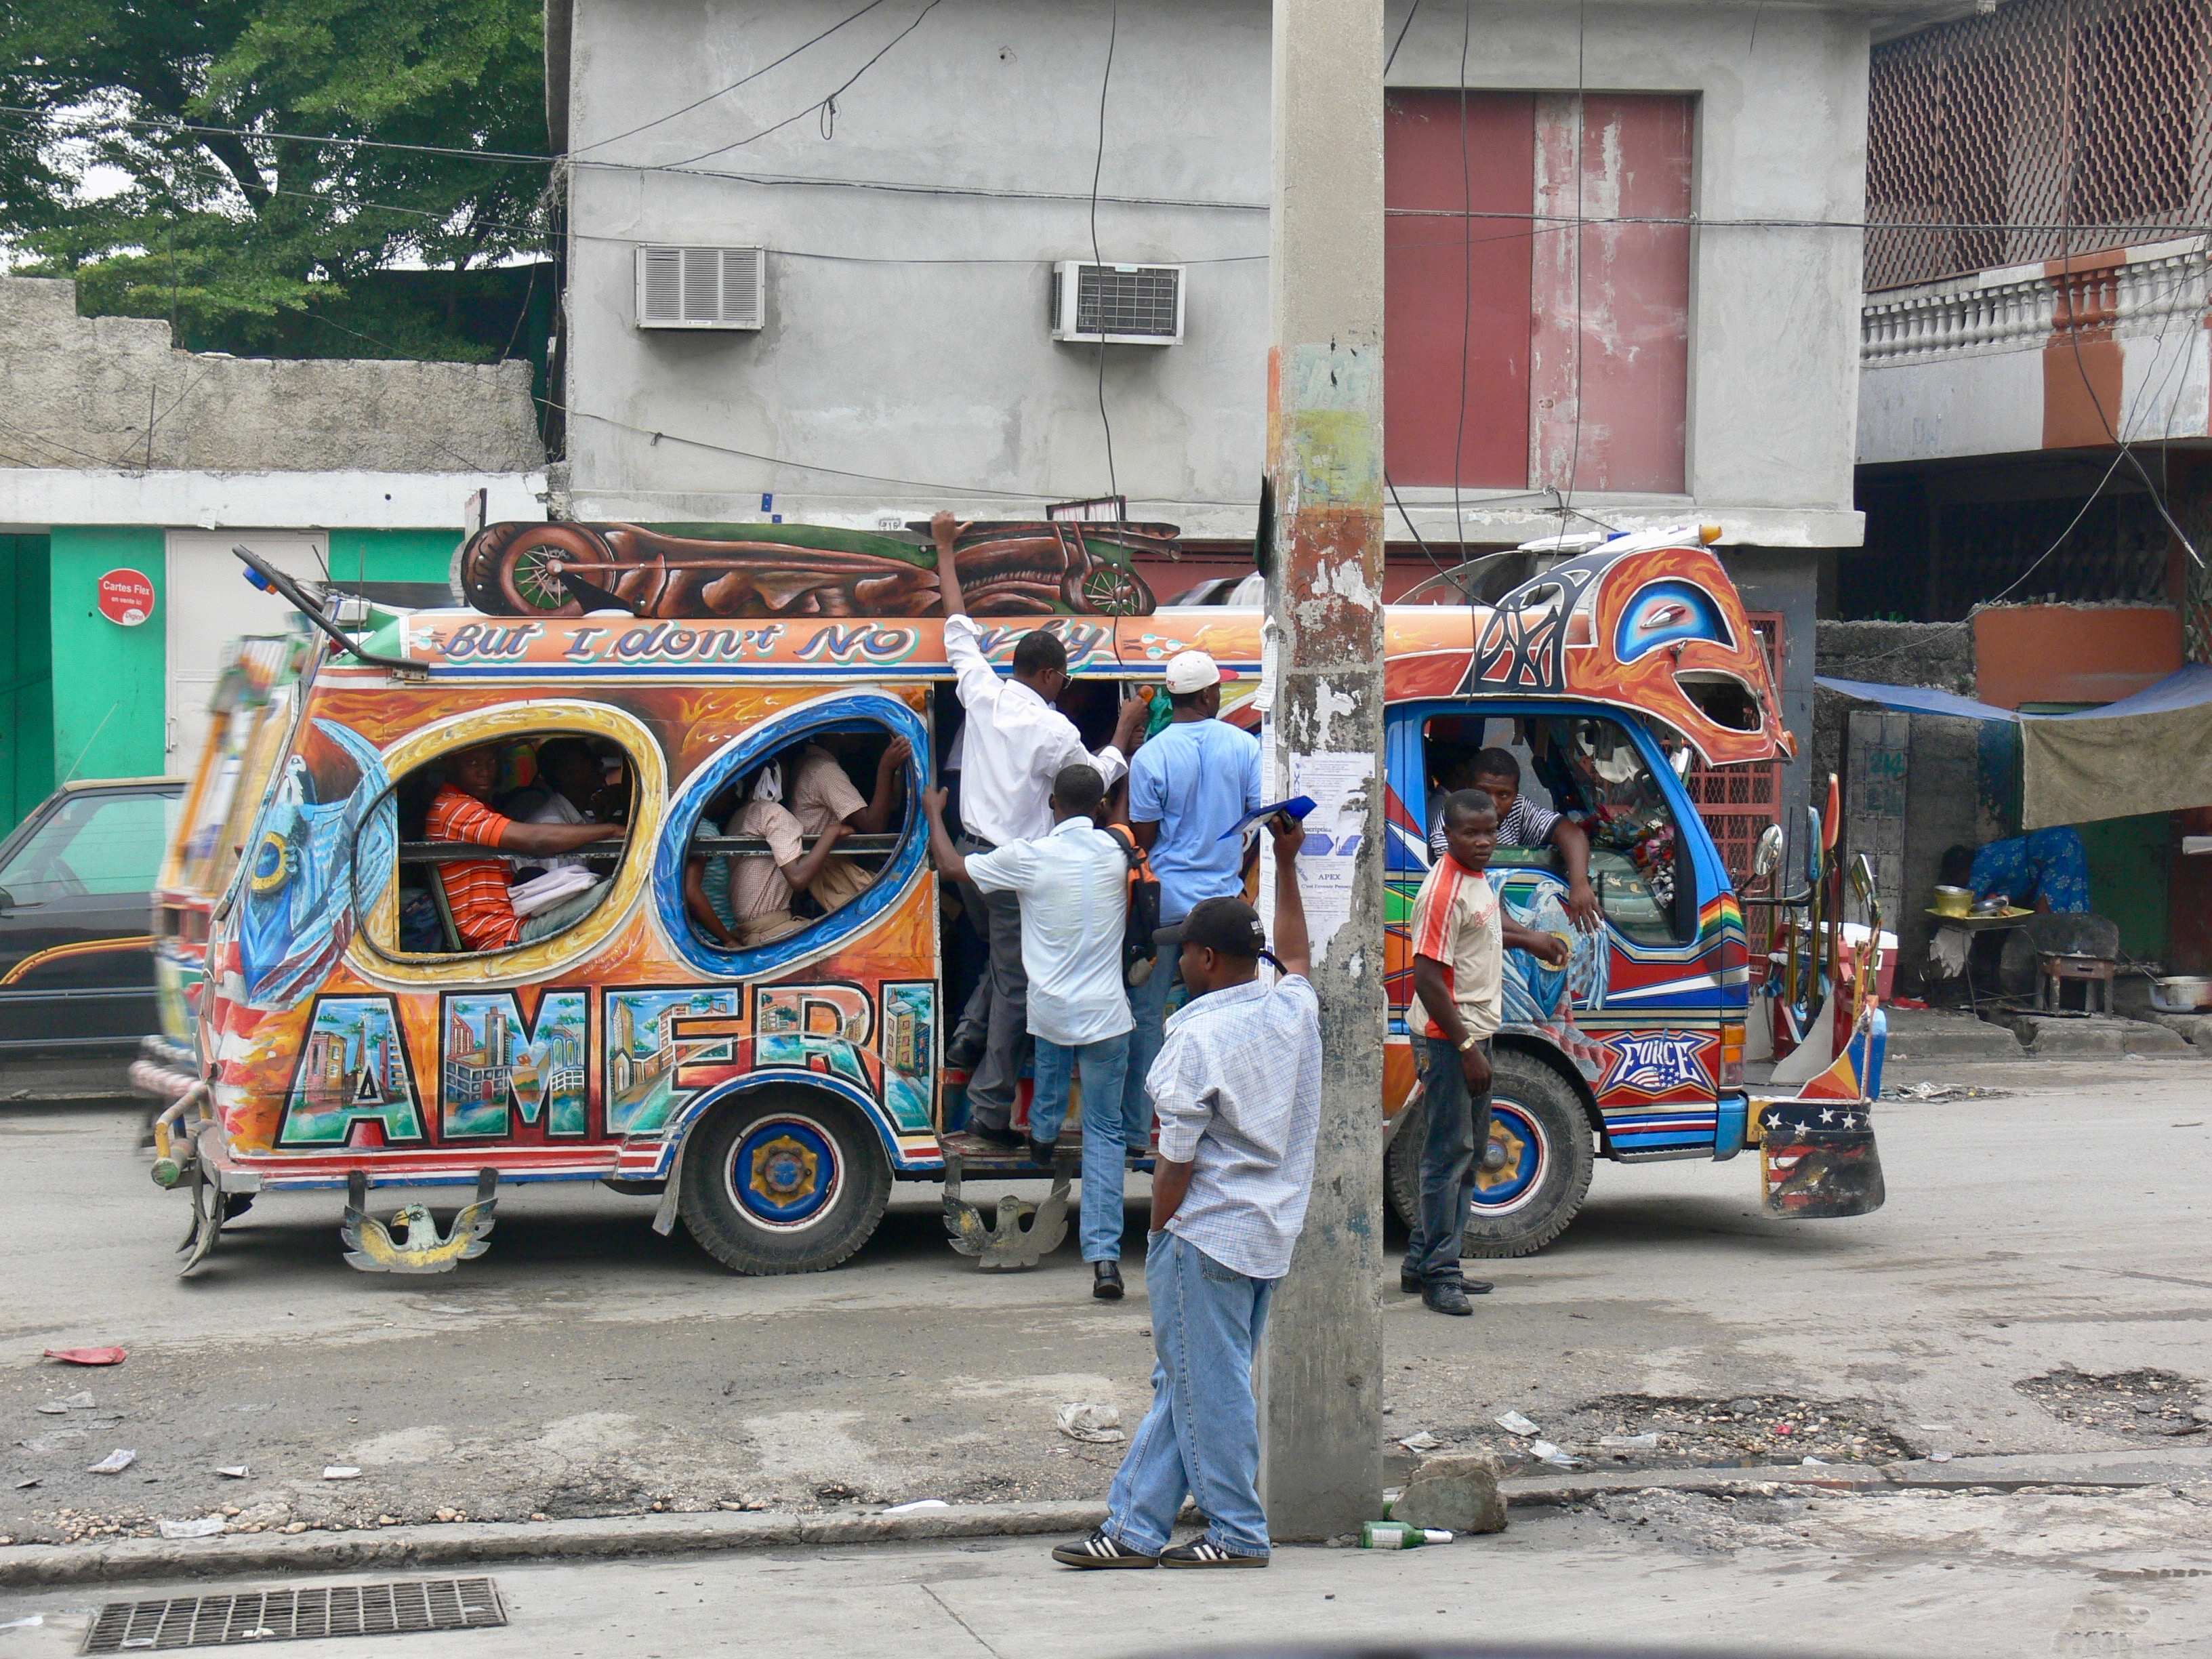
[685,760,851,950]
[426,745,624,951]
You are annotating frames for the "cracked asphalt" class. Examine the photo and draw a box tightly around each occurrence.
[4,1057,2209,1561]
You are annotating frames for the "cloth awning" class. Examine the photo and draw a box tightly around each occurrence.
[1818,665,2212,830]
[2020,663,2212,830]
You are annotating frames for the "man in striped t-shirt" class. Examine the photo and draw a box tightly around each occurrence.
[1405,790,1566,1316]
[425,746,623,951]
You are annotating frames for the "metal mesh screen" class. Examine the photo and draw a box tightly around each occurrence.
[84,1579,505,1652]
[1075,266,1180,337]
[1866,0,2212,291]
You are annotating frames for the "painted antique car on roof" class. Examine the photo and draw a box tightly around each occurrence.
[151,520,1885,1275]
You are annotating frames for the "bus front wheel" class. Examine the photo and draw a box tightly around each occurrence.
[678,1090,891,1275]
[1384,1047,1596,1259]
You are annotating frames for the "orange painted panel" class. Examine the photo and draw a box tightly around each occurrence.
[1972,604,2184,708]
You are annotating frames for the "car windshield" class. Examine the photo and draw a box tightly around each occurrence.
[0,790,180,905]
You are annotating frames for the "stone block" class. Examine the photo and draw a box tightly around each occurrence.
[2143,1012,2212,1050]
[1880,1008,2024,1060]
[1391,1450,1507,1535]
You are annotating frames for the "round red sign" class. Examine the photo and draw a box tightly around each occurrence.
[96,568,155,628]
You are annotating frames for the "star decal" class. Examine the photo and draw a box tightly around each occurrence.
[1819,1109,1836,1124]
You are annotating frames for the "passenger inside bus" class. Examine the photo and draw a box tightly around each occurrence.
[1423,714,1690,946]
[784,733,912,912]
[420,743,627,951]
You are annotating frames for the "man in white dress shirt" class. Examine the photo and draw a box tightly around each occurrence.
[932,510,1148,1149]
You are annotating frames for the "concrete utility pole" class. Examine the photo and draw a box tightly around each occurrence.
[1257,0,1387,1542]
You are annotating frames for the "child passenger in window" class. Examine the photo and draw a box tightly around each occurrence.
[685,759,851,949]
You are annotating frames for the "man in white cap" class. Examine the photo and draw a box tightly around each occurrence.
[1117,649,1263,1208]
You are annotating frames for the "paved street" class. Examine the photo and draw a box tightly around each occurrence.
[5,1055,2209,1558]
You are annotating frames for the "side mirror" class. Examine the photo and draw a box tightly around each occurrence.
[1850,851,1879,912]
[1751,823,1785,880]
[0,885,12,915]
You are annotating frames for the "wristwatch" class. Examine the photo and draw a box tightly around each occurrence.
[1459,1033,1481,1052]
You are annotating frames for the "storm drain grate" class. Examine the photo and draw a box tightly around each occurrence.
[83,1578,505,1652]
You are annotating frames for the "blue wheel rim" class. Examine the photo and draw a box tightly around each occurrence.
[727,1115,842,1231]
[1470,1101,1547,1215]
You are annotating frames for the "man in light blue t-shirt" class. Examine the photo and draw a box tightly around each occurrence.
[1120,650,1263,1136]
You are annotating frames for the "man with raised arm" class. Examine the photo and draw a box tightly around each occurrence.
[933,510,1149,1153]
[1052,812,1318,1571]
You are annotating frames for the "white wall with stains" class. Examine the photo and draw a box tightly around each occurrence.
[560,0,1885,551]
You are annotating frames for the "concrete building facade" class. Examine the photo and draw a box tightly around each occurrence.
[0,276,547,832]
[1847,0,2211,971]
[551,0,1946,836]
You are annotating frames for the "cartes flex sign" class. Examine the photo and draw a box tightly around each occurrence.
[97,568,155,627]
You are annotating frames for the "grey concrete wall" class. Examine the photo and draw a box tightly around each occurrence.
[562,0,1877,544]
[0,276,544,474]
[1725,546,1819,827]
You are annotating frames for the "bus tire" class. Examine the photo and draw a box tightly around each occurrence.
[677,1089,891,1275]
[1382,1048,1595,1259]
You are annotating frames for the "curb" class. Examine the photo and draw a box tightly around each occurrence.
[0,1500,1109,1591]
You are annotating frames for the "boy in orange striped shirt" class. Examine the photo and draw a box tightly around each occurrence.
[426,745,623,951]
[1405,790,1567,1315]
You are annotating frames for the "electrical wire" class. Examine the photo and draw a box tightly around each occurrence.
[1558,0,1588,531]
[1090,0,1120,502]
[1385,1,1422,75]
[1451,1,1473,568]
[660,0,947,168]
[569,0,892,155]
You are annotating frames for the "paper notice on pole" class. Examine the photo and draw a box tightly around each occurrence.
[1259,750,1375,970]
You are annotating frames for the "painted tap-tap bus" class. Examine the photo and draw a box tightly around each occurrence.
[134,633,310,1118]
[151,519,1885,1275]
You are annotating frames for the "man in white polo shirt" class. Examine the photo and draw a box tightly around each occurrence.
[922,762,1138,1300]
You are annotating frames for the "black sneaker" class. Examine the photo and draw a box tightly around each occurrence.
[1422,1280,1474,1316]
[1052,1528,1158,1569]
[1027,1136,1059,1166]
[1160,1539,1268,1568]
[1093,1261,1124,1300]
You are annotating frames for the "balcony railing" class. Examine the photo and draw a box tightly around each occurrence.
[1862,239,2211,367]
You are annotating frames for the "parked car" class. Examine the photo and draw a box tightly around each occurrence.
[0,777,184,1098]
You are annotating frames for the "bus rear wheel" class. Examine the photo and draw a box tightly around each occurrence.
[678,1090,890,1275]
[1385,1047,1596,1259]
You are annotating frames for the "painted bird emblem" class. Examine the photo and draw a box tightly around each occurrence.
[342,1170,497,1274]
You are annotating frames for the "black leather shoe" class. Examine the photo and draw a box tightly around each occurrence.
[1093,1261,1125,1300]
[1027,1136,1059,1166]
[1422,1279,1474,1316]
[966,1124,1024,1151]
[1462,1277,1494,1295]
[1399,1267,1423,1294]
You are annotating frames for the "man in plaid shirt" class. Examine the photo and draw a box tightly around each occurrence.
[1054,811,1316,1571]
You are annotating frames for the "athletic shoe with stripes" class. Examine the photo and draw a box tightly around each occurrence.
[1160,1539,1268,1568]
[1051,1528,1159,1569]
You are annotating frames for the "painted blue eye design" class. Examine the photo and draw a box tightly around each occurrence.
[1616,579,1733,663]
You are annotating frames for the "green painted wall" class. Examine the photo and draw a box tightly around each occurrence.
[0,535,56,834]
[49,527,167,783]
[329,529,462,590]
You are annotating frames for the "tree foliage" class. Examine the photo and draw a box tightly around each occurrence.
[0,0,551,358]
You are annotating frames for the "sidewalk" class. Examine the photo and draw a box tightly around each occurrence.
[7,1482,2210,1659]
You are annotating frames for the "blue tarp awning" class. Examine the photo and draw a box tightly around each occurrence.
[1815,676,2017,722]
[1819,665,2212,828]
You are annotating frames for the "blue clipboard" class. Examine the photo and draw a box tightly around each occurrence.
[1215,795,1317,841]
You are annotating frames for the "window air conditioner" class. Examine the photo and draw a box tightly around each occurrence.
[634,245,765,331]
[1049,260,1185,346]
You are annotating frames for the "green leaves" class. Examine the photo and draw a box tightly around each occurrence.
[0,0,550,356]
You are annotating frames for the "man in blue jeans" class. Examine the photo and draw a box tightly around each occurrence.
[1054,812,1317,1570]
[1405,791,1567,1315]
[1122,649,1263,1146]
[922,764,1136,1300]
